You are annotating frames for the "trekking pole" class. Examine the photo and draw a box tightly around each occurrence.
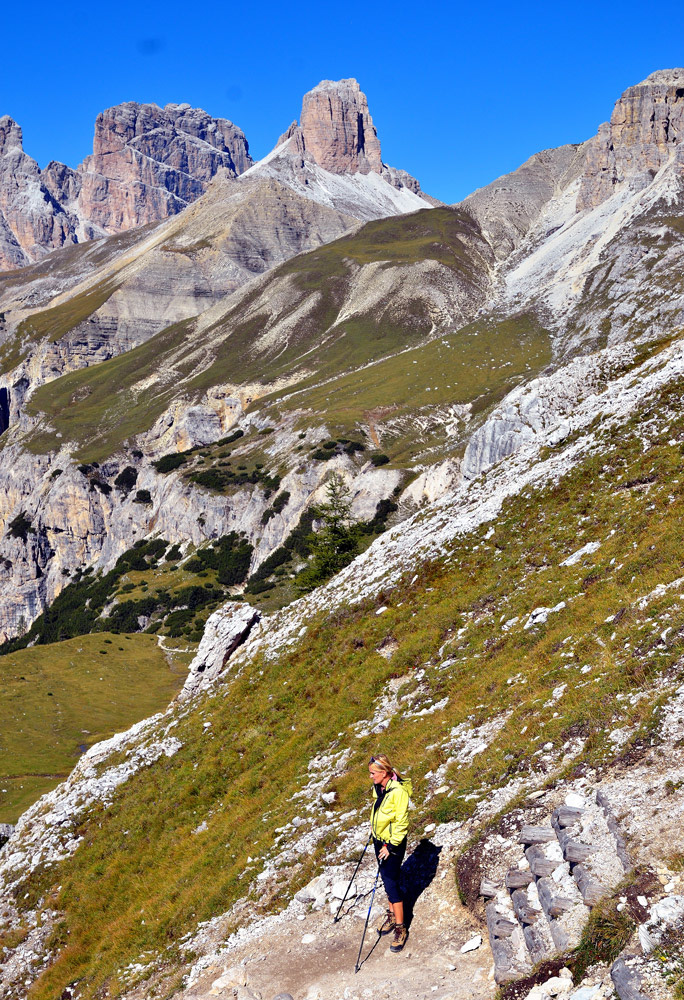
[333,831,372,923]
[354,862,381,974]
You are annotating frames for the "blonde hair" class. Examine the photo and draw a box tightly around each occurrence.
[369,753,401,781]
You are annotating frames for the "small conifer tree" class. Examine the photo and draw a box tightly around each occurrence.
[297,473,359,590]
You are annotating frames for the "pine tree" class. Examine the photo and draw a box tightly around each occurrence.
[297,473,360,590]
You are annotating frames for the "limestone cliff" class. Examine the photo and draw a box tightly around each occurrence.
[262,78,435,216]
[70,102,252,233]
[0,102,252,269]
[0,117,77,269]
[577,68,684,211]
[291,78,383,175]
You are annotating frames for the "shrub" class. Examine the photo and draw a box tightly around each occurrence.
[90,480,112,495]
[102,598,158,633]
[182,533,253,586]
[153,453,187,474]
[114,467,138,493]
[370,453,390,467]
[133,490,153,505]
[7,512,34,541]
[217,428,244,446]
[344,441,365,454]
[245,579,276,595]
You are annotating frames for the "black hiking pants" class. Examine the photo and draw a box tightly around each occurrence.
[373,836,406,903]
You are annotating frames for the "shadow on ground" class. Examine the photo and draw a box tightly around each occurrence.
[402,838,442,929]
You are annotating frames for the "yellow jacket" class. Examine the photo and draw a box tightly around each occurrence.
[370,777,412,846]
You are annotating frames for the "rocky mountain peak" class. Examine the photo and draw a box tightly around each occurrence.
[577,67,684,211]
[286,77,383,175]
[0,116,23,155]
[78,100,253,232]
[0,101,254,269]
[89,101,251,177]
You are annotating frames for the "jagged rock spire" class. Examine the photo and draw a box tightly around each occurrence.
[280,78,384,175]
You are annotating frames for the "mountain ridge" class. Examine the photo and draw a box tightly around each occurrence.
[2,66,684,1000]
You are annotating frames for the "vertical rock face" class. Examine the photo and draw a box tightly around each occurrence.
[0,117,77,268]
[0,102,253,269]
[288,78,383,174]
[577,69,684,211]
[73,102,252,232]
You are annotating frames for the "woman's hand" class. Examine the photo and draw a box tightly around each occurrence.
[378,844,390,861]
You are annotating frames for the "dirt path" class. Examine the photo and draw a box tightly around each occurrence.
[186,846,495,1000]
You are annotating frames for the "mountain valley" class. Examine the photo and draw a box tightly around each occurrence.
[1,69,684,1000]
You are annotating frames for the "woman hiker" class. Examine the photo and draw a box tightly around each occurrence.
[369,753,412,953]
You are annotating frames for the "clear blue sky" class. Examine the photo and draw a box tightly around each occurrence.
[2,0,682,204]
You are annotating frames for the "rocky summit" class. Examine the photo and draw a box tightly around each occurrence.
[287,78,384,175]
[577,68,684,211]
[1,71,684,1000]
[0,101,252,269]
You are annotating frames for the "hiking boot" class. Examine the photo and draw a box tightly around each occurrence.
[390,923,407,952]
[377,909,396,935]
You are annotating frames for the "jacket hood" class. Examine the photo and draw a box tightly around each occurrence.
[389,775,412,798]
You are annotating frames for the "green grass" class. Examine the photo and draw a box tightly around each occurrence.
[259,314,552,463]
[8,367,684,998]
[21,209,498,462]
[0,280,118,375]
[25,320,194,461]
[0,634,186,823]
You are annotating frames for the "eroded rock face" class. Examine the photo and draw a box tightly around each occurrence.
[0,102,252,269]
[270,79,433,209]
[0,117,77,268]
[293,79,383,175]
[577,68,684,211]
[180,602,261,700]
[462,144,587,260]
[73,102,252,233]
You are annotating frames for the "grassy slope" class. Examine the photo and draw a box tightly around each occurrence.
[24,320,193,460]
[0,633,187,823]
[10,361,684,999]
[259,314,552,461]
[22,209,501,462]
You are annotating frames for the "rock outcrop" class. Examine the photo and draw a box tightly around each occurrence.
[180,602,261,700]
[71,102,252,234]
[290,78,383,175]
[0,102,252,269]
[0,117,77,268]
[577,68,684,211]
[261,79,435,216]
[462,143,587,259]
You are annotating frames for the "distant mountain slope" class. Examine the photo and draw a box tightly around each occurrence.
[20,206,494,460]
[461,143,587,259]
[0,78,436,272]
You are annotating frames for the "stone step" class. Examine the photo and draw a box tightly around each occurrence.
[512,881,557,964]
[506,869,535,889]
[480,786,631,982]
[486,900,533,984]
[518,825,556,844]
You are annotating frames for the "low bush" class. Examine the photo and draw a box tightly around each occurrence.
[153,453,187,474]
